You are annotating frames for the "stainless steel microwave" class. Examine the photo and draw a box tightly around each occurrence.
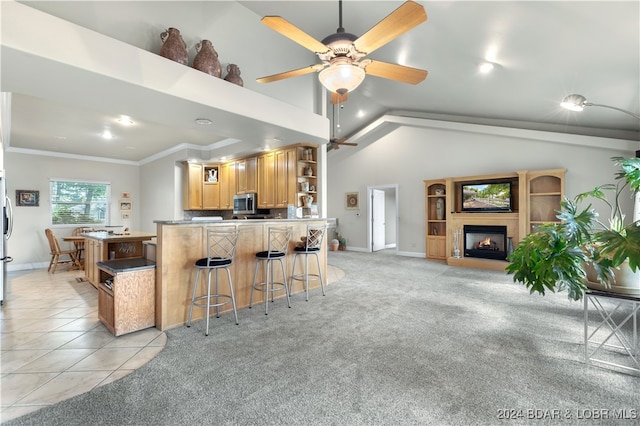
[233,193,257,215]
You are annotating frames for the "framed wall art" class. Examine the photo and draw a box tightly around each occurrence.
[345,192,360,210]
[16,190,39,207]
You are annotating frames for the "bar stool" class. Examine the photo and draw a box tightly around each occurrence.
[187,226,239,336]
[290,224,327,301]
[250,226,292,315]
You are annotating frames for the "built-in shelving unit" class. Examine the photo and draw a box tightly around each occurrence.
[296,145,318,210]
[424,168,565,270]
[425,180,447,260]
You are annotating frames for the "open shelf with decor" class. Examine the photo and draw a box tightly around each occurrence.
[425,179,447,260]
[296,145,318,209]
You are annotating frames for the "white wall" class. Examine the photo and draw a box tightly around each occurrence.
[327,119,639,256]
[6,152,140,269]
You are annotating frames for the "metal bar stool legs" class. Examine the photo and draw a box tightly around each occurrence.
[290,224,327,301]
[249,226,292,315]
[187,227,239,336]
[291,250,325,301]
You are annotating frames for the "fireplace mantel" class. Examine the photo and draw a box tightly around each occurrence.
[424,168,565,271]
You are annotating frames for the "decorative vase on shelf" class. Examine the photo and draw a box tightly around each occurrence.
[305,166,313,176]
[302,195,313,207]
[193,40,221,77]
[224,64,244,86]
[159,27,188,65]
[436,198,444,220]
[207,169,218,182]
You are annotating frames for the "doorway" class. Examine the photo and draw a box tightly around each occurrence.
[367,185,399,253]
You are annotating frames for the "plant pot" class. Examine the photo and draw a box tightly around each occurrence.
[585,261,640,296]
[330,243,339,251]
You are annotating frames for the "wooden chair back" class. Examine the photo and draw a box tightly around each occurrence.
[45,228,62,255]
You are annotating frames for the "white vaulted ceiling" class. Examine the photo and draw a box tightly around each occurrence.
[1,1,638,163]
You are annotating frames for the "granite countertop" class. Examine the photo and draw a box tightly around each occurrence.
[83,231,156,241]
[154,218,335,225]
[97,258,156,273]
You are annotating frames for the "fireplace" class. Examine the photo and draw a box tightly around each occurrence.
[463,225,508,260]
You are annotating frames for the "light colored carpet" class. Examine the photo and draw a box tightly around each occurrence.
[6,250,640,425]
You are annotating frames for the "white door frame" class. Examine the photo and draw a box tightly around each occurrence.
[367,184,399,253]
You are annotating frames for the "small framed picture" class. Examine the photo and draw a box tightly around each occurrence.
[16,190,39,207]
[119,200,132,211]
[345,192,359,210]
[121,192,131,199]
[121,212,130,220]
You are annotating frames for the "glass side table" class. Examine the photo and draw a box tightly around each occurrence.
[584,290,640,375]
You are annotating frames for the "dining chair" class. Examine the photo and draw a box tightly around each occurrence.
[45,228,81,273]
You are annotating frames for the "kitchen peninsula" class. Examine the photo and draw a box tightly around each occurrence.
[83,231,156,288]
[154,218,333,330]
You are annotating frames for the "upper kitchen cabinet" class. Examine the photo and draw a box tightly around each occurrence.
[236,157,257,194]
[219,162,237,210]
[203,165,220,210]
[183,162,203,210]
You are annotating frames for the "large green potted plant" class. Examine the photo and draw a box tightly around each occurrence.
[506,156,640,301]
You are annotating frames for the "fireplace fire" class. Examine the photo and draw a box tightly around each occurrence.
[477,237,498,250]
[464,225,507,260]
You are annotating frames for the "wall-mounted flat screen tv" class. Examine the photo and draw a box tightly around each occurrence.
[461,181,512,212]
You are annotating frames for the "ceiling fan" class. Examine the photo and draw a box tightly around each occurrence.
[256,0,428,97]
[328,103,357,151]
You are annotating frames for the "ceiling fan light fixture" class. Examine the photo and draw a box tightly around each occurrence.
[318,61,366,95]
[560,94,587,112]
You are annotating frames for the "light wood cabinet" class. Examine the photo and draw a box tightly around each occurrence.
[425,179,447,260]
[183,162,203,210]
[84,232,155,288]
[275,149,296,208]
[257,152,275,208]
[203,165,220,209]
[97,258,156,336]
[219,161,236,210]
[237,157,257,194]
[182,144,318,212]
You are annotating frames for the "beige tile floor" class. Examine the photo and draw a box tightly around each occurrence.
[0,268,167,423]
[0,263,345,423]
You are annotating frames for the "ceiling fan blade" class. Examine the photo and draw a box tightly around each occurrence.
[353,1,427,55]
[364,60,428,84]
[337,141,357,146]
[261,16,330,54]
[257,64,324,83]
[331,92,349,104]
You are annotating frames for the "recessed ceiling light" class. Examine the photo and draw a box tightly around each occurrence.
[102,130,113,140]
[479,62,495,74]
[195,118,212,125]
[117,115,134,126]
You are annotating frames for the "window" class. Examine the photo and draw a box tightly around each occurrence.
[50,179,110,225]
